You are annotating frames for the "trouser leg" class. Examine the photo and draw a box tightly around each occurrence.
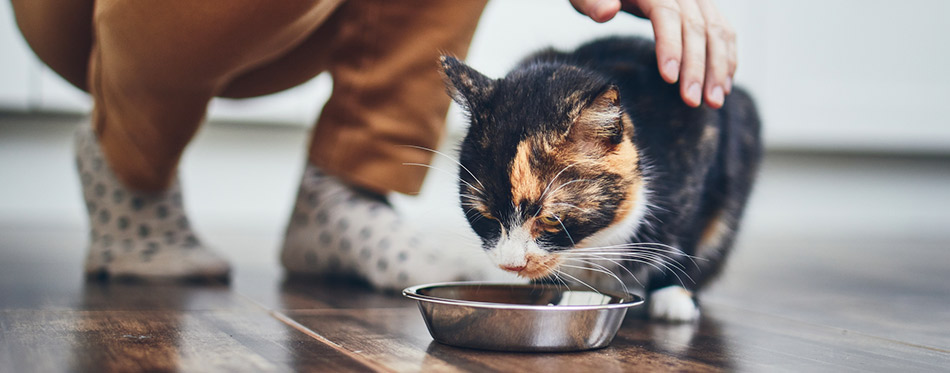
[88,0,344,192]
[11,0,95,91]
[307,0,489,195]
[15,0,487,195]
[14,0,346,192]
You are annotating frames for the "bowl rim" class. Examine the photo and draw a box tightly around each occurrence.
[402,281,644,311]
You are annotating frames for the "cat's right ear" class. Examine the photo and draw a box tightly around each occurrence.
[440,56,495,110]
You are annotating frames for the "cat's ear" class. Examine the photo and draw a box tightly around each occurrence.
[440,56,495,110]
[568,86,625,146]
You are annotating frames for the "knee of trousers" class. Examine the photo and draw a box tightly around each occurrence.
[92,0,343,90]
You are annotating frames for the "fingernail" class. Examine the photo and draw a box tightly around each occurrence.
[710,86,724,106]
[663,60,679,81]
[688,82,702,105]
[592,0,615,22]
[725,77,733,93]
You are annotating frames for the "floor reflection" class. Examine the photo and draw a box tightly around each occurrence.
[423,341,626,371]
[414,309,733,371]
[620,313,734,369]
[68,282,185,371]
[75,280,234,311]
[65,281,235,371]
[278,275,413,310]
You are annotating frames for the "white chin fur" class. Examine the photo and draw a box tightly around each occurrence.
[648,285,700,322]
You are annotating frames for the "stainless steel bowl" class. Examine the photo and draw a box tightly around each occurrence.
[402,282,644,352]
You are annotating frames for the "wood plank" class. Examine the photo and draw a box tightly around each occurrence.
[704,240,950,350]
[235,271,416,311]
[286,304,950,372]
[288,307,721,372]
[0,309,375,372]
[619,303,950,372]
[0,229,383,372]
[0,229,250,312]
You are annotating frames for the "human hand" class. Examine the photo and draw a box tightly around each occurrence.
[569,0,736,109]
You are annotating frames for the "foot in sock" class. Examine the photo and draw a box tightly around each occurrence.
[281,164,492,290]
[75,124,229,281]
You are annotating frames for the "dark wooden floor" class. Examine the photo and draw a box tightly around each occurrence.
[2,115,949,372]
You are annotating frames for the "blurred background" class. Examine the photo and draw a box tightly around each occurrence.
[5,1,950,151]
[1,1,949,277]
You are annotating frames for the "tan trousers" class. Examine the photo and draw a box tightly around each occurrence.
[12,0,488,194]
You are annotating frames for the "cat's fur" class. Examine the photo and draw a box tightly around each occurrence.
[441,36,761,321]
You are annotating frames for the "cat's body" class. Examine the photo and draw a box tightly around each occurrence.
[442,36,761,321]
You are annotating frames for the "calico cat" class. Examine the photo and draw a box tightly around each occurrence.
[440,36,762,322]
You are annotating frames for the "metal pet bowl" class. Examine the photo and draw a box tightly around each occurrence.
[403,282,643,352]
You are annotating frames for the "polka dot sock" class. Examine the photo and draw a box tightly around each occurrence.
[280,164,491,290]
[75,125,230,281]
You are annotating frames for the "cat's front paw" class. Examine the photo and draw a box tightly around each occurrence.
[648,286,700,322]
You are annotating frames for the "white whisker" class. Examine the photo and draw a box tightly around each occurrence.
[559,264,625,292]
[402,162,484,197]
[550,203,607,219]
[565,252,671,284]
[570,254,643,287]
[574,244,704,268]
[540,261,570,291]
[554,269,601,295]
[539,161,584,202]
[574,243,705,260]
[647,254,692,287]
[545,178,595,200]
[560,260,628,295]
[459,193,484,202]
[400,144,486,192]
[553,214,576,248]
[564,252,688,270]
[547,202,595,215]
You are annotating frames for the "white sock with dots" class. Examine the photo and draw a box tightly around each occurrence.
[75,124,229,281]
[280,164,492,290]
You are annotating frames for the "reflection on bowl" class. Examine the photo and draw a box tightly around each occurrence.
[403,282,644,352]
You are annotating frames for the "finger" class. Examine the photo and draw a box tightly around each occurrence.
[570,0,622,23]
[724,20,737,94]
[638,0,683,84]
[698,0,736,95]
[677,0,706,108]
[696,0,729,108]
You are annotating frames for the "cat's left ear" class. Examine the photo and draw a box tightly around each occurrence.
[440,56,495,111]
[569,86,625,146]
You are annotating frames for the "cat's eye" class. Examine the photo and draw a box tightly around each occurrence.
[538,215,561,227]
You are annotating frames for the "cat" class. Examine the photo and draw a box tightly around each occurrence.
[440,36,762,322]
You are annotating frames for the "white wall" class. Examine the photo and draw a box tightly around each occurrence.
[746,1,950,153]
[0,1,34,110]
[2,0,949,153]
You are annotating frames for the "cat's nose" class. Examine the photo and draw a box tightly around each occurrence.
[500,265,526,273]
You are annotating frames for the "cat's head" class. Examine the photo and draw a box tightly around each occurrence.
[441,56,649,279]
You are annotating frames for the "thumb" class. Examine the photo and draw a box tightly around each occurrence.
[569,0,622,23]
